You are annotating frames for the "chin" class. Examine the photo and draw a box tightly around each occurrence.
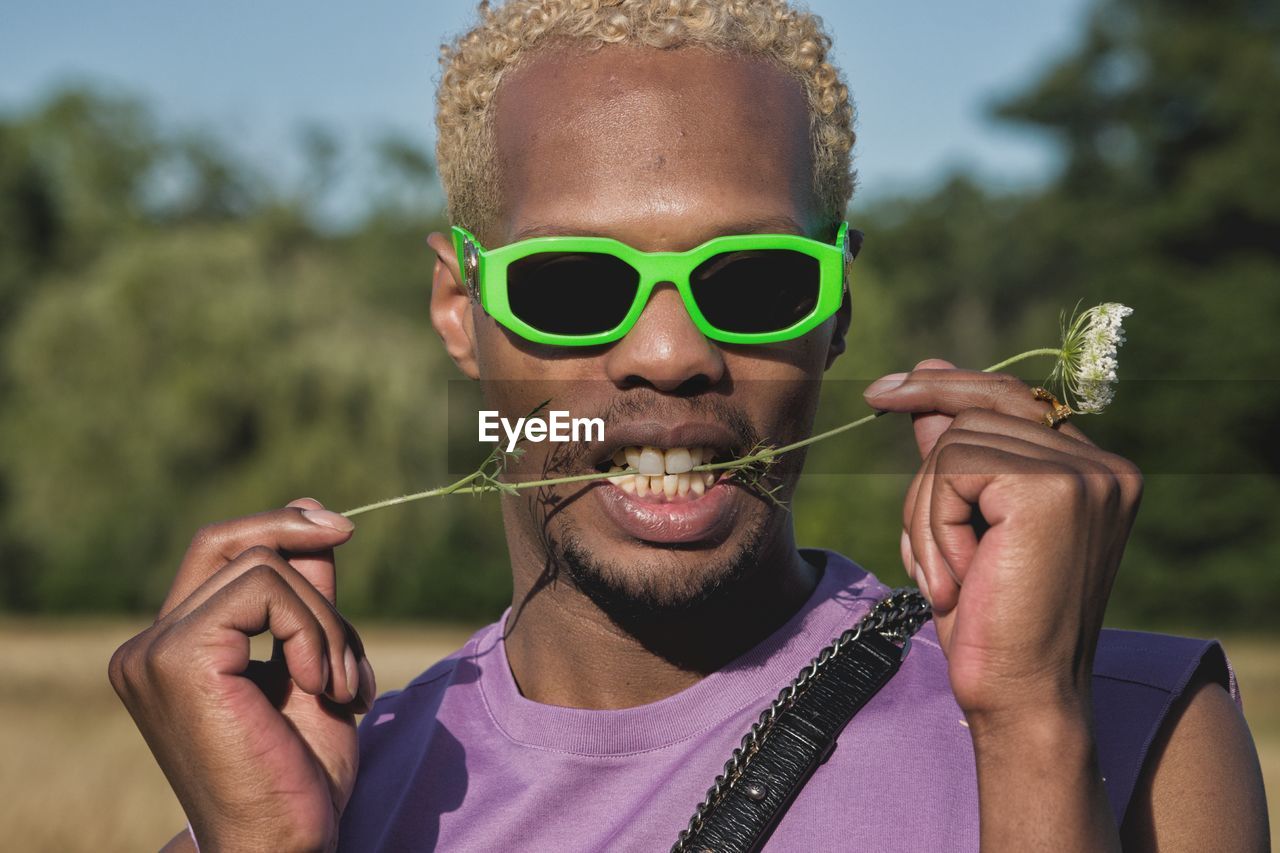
[552,491,774,620]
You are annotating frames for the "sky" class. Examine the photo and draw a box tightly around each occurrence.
[1,0,1092,221]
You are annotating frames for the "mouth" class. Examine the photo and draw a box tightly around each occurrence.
[587,422,745,544]
[588,420,742,504]
[594,444,732,502]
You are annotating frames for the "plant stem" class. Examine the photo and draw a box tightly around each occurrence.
[341,347,1063,517]
[343,468,486,518]
[983,347,1061,374]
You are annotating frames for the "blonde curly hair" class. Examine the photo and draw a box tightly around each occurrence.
[435,0,856,238]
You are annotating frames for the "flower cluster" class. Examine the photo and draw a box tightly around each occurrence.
[1051,302,1134,414]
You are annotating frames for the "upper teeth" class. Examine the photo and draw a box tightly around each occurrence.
[613,445,709,475]
[606,445,719,498]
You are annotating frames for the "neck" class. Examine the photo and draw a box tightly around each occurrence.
[502,531,820,710]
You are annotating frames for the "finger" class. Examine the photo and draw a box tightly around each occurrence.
[905,447,961,612]
[901,408,1114,523]
[164,548,361,702]
[865,365,1095,446]
[945,409,1143,507]
[164,502,354,618]
[946,407,1118,463]
[284,497,339,605]
[909,359,959,459]
[187,565,332,697]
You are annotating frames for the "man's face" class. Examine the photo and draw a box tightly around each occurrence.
[435,45,848,614]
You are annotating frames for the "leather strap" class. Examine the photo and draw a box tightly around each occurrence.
[676,629,907,853]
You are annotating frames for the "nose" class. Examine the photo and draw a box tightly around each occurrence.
[603,283,726,392]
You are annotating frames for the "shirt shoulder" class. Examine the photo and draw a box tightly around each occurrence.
[1091,627,1240,825]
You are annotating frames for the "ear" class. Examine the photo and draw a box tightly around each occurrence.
[824,288,851,371]
[427,230,481,380]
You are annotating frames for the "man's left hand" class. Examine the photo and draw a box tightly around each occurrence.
[863,358,1144,725]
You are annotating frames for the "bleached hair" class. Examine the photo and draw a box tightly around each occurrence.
[435,0,856,237]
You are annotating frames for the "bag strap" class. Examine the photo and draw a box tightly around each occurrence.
[671,589,931,853]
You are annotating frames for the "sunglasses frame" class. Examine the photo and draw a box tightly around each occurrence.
[450,222,859,346]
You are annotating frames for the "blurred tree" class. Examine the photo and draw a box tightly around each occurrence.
[832,0,1280,629]
[992,0,1280,628]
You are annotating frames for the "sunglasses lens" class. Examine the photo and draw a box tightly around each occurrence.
[507,253,640,336]
[690,250,822,334]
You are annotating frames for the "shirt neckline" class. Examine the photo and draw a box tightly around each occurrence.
[472,549,886,756]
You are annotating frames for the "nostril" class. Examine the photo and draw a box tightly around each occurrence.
[621,373,714,395]
[674,374,713,396]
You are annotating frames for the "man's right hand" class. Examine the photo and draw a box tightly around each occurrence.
[109,497,374,852]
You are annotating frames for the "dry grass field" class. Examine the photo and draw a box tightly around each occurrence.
[2,618,1274,852]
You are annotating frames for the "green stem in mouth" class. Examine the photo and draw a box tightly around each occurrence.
[341,347,1063,518]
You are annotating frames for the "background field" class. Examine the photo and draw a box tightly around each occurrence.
[1,619,1274,852]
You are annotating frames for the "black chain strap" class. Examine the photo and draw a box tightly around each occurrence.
[671,588,932,852]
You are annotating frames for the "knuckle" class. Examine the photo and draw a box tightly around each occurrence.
[143,628,188,689]
[935,441,970,469]
[242,561,282,588]
[1113,454,1142,480]
[1043,466,1087,504]
[188,523,223,555]
[987,371,1023,389]
[1110,455,1145,494]
[985,372,1027,404]
[108,634,145,693]
[237,544,279,565]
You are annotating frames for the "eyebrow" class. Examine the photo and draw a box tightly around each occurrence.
[509,215,809,244]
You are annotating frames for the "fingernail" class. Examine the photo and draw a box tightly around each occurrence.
[865,372,908,399]
[344,647,360,698]
[302,509,355,532]
[913,562,933,605]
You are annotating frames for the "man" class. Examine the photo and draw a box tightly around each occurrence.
[110,1,1269,850]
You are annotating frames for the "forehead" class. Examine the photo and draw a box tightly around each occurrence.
[490,44,818,246]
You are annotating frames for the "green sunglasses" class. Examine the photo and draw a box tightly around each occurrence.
[451,222,861,346]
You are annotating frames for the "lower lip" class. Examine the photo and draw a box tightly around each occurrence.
[594,476,740,544]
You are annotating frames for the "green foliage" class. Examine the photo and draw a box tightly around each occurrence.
[0,0,1276,629]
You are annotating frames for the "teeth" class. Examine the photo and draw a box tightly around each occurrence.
[663,474,679,498]
[608,444,724,497]
[663,447,693,474]
[613,445,719,474]
[638,446,665,476]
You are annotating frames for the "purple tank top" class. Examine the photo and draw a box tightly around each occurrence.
[338,550,1238,851]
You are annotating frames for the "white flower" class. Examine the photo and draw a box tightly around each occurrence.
[1051,302,1134,414]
